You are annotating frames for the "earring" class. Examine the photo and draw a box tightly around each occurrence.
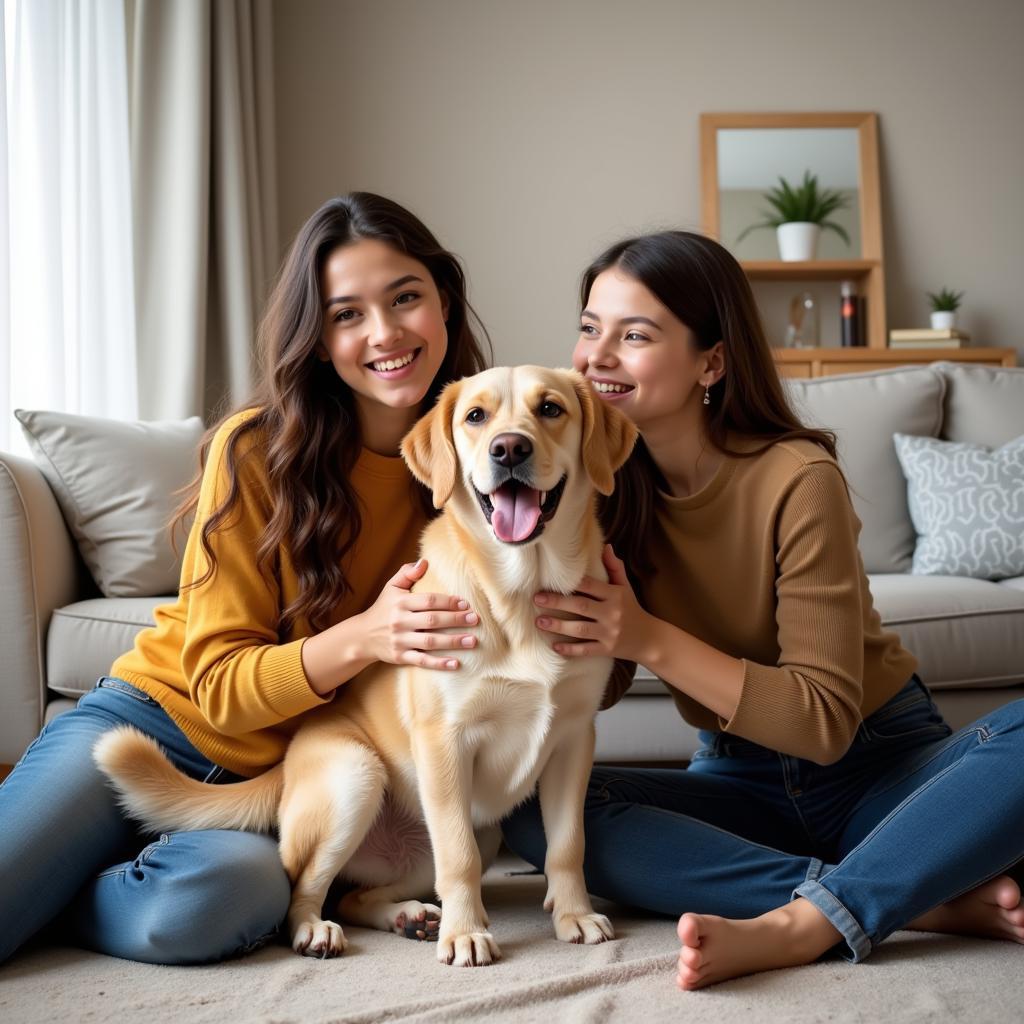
[703,383,711,406]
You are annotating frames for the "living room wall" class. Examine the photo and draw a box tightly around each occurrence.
[272,0,1024,365]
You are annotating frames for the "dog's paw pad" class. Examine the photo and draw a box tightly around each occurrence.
[394,901,441,941]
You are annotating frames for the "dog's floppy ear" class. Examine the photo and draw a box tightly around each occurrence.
[573,374,638,496]
[401,380,462,508]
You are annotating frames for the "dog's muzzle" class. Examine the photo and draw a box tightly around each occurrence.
[474,474,567,544]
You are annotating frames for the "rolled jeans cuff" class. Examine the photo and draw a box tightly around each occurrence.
[792,859,872,963]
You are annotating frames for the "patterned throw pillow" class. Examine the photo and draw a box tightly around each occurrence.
[893,432,1024,580]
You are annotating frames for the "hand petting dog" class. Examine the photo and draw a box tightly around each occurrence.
[355,558,479,672]
[535,544,656,663]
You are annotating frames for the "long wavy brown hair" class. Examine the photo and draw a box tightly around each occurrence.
[583,231,838,582]
[173,193,491,635]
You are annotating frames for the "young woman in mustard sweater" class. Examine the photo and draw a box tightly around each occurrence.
[501,230,1024,988]
[0,193,489,965]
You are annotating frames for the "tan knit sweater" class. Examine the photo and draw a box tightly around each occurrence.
[604,437,917,764]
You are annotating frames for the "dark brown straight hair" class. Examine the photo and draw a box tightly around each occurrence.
[583,231,838,581]
[173,193,491,635]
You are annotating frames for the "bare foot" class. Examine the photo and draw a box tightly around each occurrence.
[908,875,1024,942]
[675,898,841,990]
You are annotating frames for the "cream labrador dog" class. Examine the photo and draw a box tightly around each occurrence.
[93,366,636,967]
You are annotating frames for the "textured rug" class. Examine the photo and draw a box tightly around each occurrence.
[3,851,1022,1024]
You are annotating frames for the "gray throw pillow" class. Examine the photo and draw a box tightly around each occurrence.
[14,409,204,597]
[893,432,1024,580]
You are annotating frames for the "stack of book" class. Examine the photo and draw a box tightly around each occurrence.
[888,328,971,349]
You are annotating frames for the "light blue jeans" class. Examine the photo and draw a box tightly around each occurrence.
[0,677,290,965]
[502,675,1024,962]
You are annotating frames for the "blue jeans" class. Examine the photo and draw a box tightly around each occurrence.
[0,678,290,965]
[502,675,1024,962]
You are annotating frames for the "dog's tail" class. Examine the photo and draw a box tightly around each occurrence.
[92,726,283,834]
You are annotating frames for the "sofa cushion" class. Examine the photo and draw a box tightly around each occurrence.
[784,367,944,573]
[931,686,1024,732]
[893,432,1024,580]
[595,694,699,762]
[868,573,1024,689]
[46,596,169,698]
[628,667,665,696]
[14,409,204,597]
[937,362,1024,446]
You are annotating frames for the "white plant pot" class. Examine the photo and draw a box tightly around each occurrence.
[776,222,820,262]
[930,310,957,329]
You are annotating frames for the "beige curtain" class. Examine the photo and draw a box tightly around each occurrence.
[127,0,279,423]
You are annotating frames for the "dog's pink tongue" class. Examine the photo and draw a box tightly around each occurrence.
[491,484,542,543]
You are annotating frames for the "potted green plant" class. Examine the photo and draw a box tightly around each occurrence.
[736,170,851,261]
[927,287,964,330]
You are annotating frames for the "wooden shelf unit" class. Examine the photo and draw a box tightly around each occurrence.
[773,346,1017,379]
[741,260,879,280]
[743,258,886,350]
[700,113,1017,371]
[702,112,887,348]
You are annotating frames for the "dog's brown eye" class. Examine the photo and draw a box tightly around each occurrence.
[539,401,564,419]
[466,407,487,424]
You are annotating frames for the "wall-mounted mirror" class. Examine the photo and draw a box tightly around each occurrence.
[700,112,886,348]
[717,127,861,260]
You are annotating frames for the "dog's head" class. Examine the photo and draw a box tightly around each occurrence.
[401,366,637,545]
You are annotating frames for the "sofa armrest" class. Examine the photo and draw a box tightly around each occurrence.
[0,451,82,763]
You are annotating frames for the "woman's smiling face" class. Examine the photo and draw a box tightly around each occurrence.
[318,237,449,417]
[572,267,706,430]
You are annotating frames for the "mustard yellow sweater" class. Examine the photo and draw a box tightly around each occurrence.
[604,437,917,764]
[111,411,427,776]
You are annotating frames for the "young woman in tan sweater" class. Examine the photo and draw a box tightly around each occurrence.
[500,230,1024,989]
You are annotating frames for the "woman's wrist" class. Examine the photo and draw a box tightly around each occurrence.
[300,614,375,697]
[640,618,745,722]
[627,610,668,669]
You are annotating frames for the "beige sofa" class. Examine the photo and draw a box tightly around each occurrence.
[2,362,1023,767]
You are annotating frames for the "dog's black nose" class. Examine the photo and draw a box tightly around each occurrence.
[489,432,533,468]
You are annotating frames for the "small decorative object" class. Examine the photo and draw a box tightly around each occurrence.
[889,327,970,349]
[736,170,851,262]
[785,292,819,348]
[839,280,865,347]
[927,287,964,330]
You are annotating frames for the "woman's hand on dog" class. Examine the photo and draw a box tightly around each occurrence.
[534,545,657,663]
[357,558,479,671]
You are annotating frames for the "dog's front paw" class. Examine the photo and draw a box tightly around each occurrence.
[437,929,501,966]
[553,911,614,944]
[291,917,348,958]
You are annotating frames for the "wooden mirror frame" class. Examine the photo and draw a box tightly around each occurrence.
[700,112,886,349]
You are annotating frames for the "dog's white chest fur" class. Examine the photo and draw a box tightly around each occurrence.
[398,628,608,826]
[391,528,612,827]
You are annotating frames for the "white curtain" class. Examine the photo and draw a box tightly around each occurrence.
[1,0,277,453]
[1,0,137,456]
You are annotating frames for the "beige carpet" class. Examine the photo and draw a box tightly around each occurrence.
[3,851,1022,1024]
